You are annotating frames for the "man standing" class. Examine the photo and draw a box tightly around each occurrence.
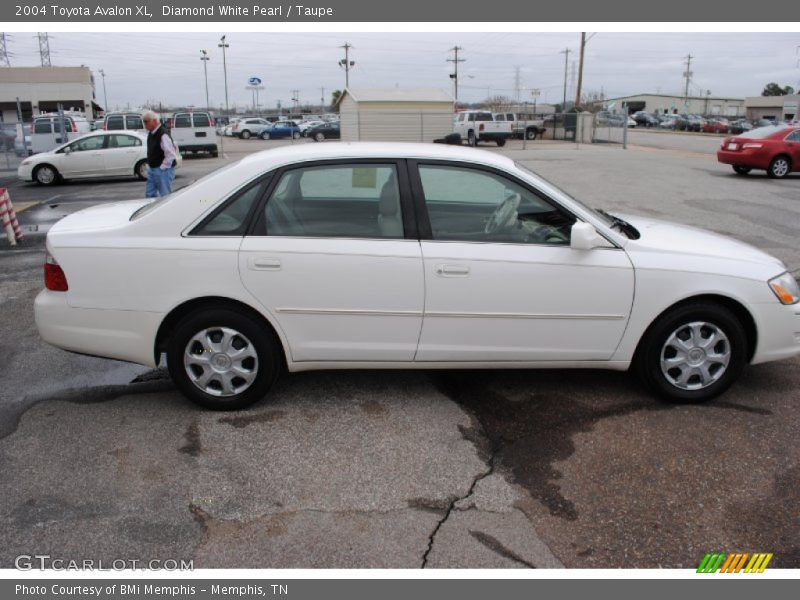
[142,110,177,197]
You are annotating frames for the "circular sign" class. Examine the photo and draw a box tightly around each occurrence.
[248,77,262,86]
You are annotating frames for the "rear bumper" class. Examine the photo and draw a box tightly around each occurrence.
[179,143,218,152]
[716,149,770,169]
[35,289,163,367]
[478,132,512,141]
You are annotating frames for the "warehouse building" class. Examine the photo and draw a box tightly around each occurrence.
[744,95,799,121]
[0,66,101,123]
[591,93,745,117]
[337,88,454,142]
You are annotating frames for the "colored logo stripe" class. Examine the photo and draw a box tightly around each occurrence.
[697,552,773,573]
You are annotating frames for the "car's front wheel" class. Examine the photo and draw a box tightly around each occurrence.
[240,130,251,140]
[314,132,325,142]
[260,131,270,140]
[167,308,282,410]
[496,138,506,147]
[767,155,791,179]
[292,131,301,139]
[635,302,747,403]
[33,164,59,185]
[467,130,477,146]
[733,165,751,175]
[135,159,148,180]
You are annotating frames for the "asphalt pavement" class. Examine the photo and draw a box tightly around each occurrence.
[0,134,798,569]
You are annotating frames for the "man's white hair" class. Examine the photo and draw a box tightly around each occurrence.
[142,109,158,121]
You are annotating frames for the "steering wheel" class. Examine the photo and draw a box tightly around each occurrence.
[484,193,521,235]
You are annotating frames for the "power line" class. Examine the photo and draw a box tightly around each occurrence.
[447,45,465,105]
[37,32,51,67]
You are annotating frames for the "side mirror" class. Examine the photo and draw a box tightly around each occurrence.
[570,222,605,250]
[63,147,71,155]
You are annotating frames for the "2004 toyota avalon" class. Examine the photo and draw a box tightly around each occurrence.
[35,143,800,410]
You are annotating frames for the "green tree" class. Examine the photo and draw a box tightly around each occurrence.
[762,83,795,96]
[330,89,343,110]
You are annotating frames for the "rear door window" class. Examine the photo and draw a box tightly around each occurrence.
[192,114,212,127]
[34,120,52,134]
[173,114,191,128]
[125,115,144,129]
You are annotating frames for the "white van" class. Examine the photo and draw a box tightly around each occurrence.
[31,113,91,154]
[169,111,218,157]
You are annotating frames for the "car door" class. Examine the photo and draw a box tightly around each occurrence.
[57,135,107,178]
[784,129,800,171]
[104,133,143,175]
[410,161,635,362]
[238,160,424,363]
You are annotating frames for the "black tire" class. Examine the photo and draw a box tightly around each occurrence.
[496,138,507,147]
[292,131,301,139]
[732,166,751,175]
[467,130,477,147]
[314,132,325,142]
[525,128,538,140]
[210,150,219,158]
[33,164,59,185]
[240,130,251,140]
[767,155,791,179]
[135,159,148,180]
[634,302,747,403]
[167,308,282,411]
[260,131,270,140]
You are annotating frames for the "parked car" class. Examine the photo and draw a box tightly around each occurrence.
[14,124,32,156]
[633,111,660,127]
[493,112,546,140]
[265,120,302,139]
[170,111,218,157]
[34,143,800,410]
[307,121,340,141]
[702,119,729,134]
[298,119,326,134]
[729,119,753,135]
[17,130,174,185]
[232,118,272,139]
[104,112,146,133]
[30,112,92,154]
[717,125,800,178]
[453,111,512,146]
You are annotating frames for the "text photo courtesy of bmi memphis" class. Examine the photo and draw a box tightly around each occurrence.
[0,0,799,595]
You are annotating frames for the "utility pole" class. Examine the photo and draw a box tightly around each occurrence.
[99,69,108,113]
[0,33,10,67]
[37,32,51,67]
[514,65,521,106]
[560,47,571,111]
[200,49,210,111]
[291,89,300,111]
[683,53,694,108]
[447,46,465,107]
[575,32,586,109]
[320,86,325,111]
[339,42,354,88]
[218,35,230,116]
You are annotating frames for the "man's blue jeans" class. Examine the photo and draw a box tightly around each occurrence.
[145,166,175,198]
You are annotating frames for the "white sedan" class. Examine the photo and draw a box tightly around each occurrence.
[35,143,800,410]
[18,130,155,185]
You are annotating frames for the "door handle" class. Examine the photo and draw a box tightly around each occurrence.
[248,257,281,271]
[435,264,470,277]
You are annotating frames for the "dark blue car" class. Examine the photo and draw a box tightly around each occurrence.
[265,120,301,139]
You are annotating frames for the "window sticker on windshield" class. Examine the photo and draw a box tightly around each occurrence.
[352,168,377,189]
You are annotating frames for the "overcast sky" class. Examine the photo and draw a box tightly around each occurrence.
[3,31,799,110]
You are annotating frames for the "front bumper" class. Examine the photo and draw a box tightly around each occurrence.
[751,300,800,364]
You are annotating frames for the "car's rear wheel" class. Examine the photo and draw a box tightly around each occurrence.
[260,131,270,140]
[314,132,325,142]
[733,165,751,175]
[292,131,301,139]
[634,302,747,403]
[135,159,148,180]
[33,164,59,185]
[167,308,282,410]
[496,138,506,147]
[767,155,791,179]
[240,130,251,140]
[468,130,476,147]
[526,129,538,140]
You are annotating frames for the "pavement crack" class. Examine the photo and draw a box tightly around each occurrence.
[421,455,496,568]
[469,530,536,568]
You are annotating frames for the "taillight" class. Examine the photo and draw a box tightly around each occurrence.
[103,121,108,130]
[479,123,485,132]
[44,252,68,291]
[170,119,175,128]
[71,121,77,133]
[742,143,763,149]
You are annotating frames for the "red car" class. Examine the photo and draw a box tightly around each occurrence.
[702,119,729,134]
[717,125,800,178]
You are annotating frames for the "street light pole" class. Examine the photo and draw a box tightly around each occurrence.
[218,35,229,116]
[200,49,210,111]
[99,69,108,114]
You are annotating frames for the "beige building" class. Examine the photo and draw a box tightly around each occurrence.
[337,88,454,142]
[592,93,745,117]
[744,95,799,121]
[0,66,100,123]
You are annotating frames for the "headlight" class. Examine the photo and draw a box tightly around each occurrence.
[768,272,800,305]
[20,159,31,166]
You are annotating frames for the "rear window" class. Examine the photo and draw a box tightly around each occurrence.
[106,115,125,129]
[738,125,791,139]
[474,113,493,121]
[173,114,192,128]
[126,115,144,129]
[34,120,52,134]
[193,114,212,127]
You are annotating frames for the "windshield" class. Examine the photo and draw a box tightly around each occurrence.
[130,160,243,220]
[514,161,615,228]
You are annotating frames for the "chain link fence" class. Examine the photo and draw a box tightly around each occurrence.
[0,121,30,175]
